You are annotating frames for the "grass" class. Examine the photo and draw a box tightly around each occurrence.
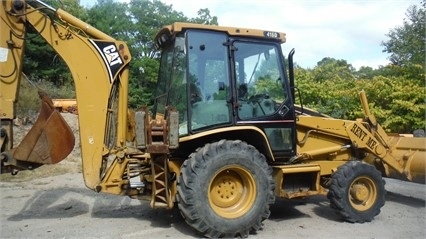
[16,76,75,116]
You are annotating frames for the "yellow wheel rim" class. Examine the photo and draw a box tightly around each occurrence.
[208,165,256,218]
[349,176,377,211]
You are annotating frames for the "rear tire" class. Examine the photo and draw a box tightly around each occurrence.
[327,160,385,223]
[177,140,275,238]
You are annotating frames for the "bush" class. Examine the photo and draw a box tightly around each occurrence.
[16,77,75,117]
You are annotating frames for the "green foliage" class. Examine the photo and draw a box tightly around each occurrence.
[295,62,425,134]
[381,1,425,81]
[381,2,425,66]
[17,77,75,116]
[312,57,356,82]
[354,66,379,80]
[23,25,71,86]
[128,57,159,108]
[85,0,131,40]
[376,77,425,132]
[375,64,425,84]
[190,8,219,25]
[128,0,188,58]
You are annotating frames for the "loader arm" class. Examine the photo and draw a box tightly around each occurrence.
[0,0,131,189]
[354,91,425,183]
[297,91,425,183]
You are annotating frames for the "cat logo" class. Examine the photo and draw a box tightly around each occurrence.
[103,45,123,66]
[89,39,125,83]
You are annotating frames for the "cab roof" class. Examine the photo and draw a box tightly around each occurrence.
[155,22,286,49]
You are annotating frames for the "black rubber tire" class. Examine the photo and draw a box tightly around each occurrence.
[327,160,386,223]
[177,140,275,238]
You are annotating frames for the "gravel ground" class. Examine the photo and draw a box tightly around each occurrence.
[0,174,424,239]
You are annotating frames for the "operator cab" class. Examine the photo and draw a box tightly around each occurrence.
[153,23,296,160]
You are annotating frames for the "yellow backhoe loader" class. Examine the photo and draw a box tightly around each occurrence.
[1,1,424,238]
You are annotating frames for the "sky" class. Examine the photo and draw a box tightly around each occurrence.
[81,0,419,69]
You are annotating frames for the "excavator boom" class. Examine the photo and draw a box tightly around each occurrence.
[0,0,132,189]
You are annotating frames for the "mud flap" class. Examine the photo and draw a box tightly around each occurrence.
[1,91,75,174]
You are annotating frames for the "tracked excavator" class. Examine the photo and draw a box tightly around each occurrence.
[1,0,425,237]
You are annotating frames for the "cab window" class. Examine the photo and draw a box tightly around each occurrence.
[234,41,287,120]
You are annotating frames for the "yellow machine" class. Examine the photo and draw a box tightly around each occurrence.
[1,1,425,238]
[52,99,78,114]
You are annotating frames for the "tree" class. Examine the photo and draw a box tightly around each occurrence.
[312,57,356,82]
[128,57,160,108]
[355,66,377,79]
[85,0,132,41]
[190,8,218,25]
[128,0,188,59]
[381,2,425,68]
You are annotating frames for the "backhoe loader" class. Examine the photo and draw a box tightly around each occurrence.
[1,0,425,238]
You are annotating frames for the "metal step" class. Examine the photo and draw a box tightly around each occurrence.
[273,164,323,199]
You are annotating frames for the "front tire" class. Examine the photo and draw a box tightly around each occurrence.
[177,140,275,238]
[327,160,385,223]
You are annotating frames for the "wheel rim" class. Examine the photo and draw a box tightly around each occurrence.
[348,176,377,211]
[208,165,256,219]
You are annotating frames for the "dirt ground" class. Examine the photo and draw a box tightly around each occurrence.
[1,114,425,238]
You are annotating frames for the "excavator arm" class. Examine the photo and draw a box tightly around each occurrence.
[0,0,132,188]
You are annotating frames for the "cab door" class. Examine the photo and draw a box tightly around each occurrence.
[232,40,296,160]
